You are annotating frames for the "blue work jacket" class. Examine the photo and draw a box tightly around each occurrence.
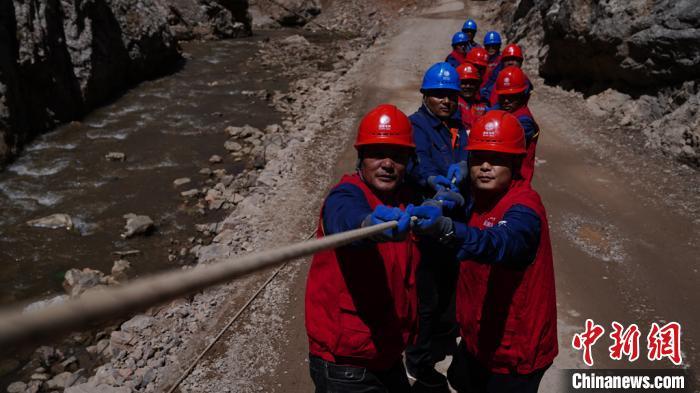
[408,105,469,192]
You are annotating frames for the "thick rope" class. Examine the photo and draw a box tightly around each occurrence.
[0,221,397,347]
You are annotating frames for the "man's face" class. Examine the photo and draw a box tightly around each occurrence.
[469,151,514,194]
[455,43,468,55]
[360,145,412,195]
[464,30,475,41]
[503,57,522,68]
[474,64,486,79]
[460,79,480,99]
[424,90,458,119]
[485,44,501,56]
[499,92,526,112]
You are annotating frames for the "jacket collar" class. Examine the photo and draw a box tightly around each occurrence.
[418,103,462,127]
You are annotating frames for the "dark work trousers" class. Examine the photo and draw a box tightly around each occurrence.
[405,242,460,373]
[447,342,549,393]
[309,355,411,393]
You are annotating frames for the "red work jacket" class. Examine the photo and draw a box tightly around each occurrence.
[511,105,540,183]
[456,183,557,374]
[305,173,420,370]
[483,54,501,87]
[458,96,488,132]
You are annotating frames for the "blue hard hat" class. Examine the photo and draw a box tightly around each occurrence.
[420,62,461,93]
[451,32,468,46]
[484,31,502,46]
[462,19,477,32]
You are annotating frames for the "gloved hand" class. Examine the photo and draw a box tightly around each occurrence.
[427,175,456,192]
[361,204,412,242]
[407,201,454,240]
[447,161,470,186]
[434,189,465,211]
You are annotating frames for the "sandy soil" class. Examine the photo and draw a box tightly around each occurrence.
[167,0,700,392]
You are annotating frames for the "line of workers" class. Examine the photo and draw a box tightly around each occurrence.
[305,18,557,393]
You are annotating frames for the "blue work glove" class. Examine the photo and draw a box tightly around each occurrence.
[427,175,457,192]
[434,189,465,211]
[407,200,454,238]
[361,204,412,242]
[446,161,470,187]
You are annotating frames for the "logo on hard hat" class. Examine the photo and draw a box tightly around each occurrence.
[483,121,497,137]
[378,114,392,130]
[503,77,511,86]
[442,70,451,78]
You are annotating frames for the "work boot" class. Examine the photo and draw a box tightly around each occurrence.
[407,365,448,388]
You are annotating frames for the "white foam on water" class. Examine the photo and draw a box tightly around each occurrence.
[111,104,144,116]
[86,118,118,128]
[26,141,78,152]
[126,158,178,171]
[71,216,100,236]
[0,182,64,207]
[86,130,129,140]
[7,158,71,177]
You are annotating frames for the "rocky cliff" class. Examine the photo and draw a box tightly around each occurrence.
[0,0,251,167]
[504,0,700,166]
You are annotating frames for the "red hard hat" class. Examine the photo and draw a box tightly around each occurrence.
[457,62,481,81]
[502,43,523,60]
[468,110,526,154]
[465,47,489,67]
[354,104,415,149]
[495,66,529,95]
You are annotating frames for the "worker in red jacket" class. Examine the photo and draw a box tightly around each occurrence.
[490,66,540,183]
[466,47,489,85]
[483,43,533,106]
[408,110,557,392]
[456,62,490,131]
[305,104,420,393]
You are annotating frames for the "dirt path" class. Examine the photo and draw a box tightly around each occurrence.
[182,0,700,391]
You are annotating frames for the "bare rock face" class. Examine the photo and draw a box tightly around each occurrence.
[506,0,700,90]
[249,0,320,27]
[504,0,700,166]
[0,0,182,167]
[167,0,251,40]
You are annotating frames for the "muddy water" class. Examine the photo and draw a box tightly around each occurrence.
[0,33,289,305]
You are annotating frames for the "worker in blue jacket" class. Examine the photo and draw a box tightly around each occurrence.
[461,19,481,52]
[404,62,470,389]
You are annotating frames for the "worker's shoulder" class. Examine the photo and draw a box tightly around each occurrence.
[507,185,545,212]
[408,108,435,131]
[328,176,366,197]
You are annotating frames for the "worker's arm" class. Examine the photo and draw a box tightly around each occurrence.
[410,203,541,268]
[322,183,372,235]
[322,183,411,242]
[517,115,539,144]
[453,204,541,267]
